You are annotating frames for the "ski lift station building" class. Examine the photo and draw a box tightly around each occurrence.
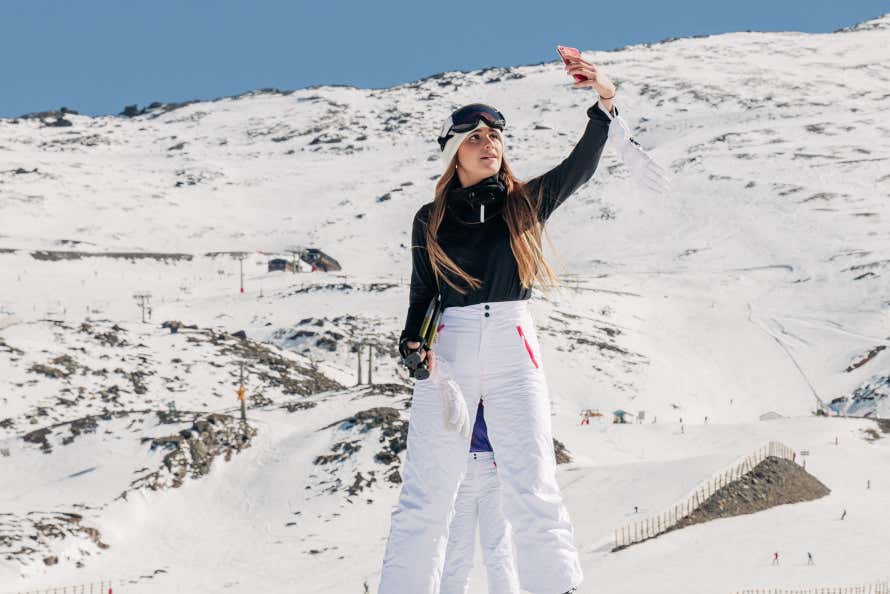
[268,258,295,273]
[300,248,341,272]
[613,409,634,424]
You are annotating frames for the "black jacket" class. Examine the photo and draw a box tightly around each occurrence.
[400,103,613,344]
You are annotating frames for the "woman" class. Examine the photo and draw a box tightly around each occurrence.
[434,102,668,594]
[379,56,620,594]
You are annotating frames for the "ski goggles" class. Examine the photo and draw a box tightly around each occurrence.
[437,104,506,151]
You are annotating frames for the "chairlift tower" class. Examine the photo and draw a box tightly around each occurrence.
[237,253,247,293]
[133,292,152,323]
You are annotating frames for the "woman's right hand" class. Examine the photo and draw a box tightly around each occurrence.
[406,341,436,374]
[564,56,616,113]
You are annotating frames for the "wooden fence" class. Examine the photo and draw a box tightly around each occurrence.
[614,441,796,550]
[12,579,120,594]
[734,580,890,594]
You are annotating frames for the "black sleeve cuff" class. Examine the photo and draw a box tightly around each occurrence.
[587,102,617,123]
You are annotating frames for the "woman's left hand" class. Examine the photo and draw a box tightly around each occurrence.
[565,56,616,101]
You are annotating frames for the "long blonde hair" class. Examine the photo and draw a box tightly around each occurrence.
[424,155,560,295]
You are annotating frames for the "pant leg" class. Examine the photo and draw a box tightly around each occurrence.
[440,454,480,594]
[480,302,583,594]
[476,454,520,594]
[378,311,481,594]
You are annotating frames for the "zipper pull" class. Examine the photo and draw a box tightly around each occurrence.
[480,203,485,223]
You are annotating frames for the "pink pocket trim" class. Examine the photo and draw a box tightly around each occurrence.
[516,325,539,369]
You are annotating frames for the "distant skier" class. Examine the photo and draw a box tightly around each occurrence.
[841,509,847,520]
[807,552,814,565]
[772,552,779,565]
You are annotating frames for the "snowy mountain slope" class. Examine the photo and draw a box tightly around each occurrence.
[2,12,890,594]
[1,13,887,421]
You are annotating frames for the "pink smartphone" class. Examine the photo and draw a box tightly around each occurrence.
[557,45,587,82]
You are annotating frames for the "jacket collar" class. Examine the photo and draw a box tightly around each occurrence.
[446,175,506,223]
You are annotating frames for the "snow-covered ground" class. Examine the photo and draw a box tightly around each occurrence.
[2,12,889,594]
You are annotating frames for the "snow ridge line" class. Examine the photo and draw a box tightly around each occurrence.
[613,440,796,550]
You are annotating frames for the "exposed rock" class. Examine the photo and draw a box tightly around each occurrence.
[553,438,572,465]
[80,321,129,347]
[288,330,317,339]
[355,383,412,399]
[209,329,342,396]
[315,407,408,494]
[62,416,98,445]
[115,367,150,395]
[862,427,882,442]
[30,251,194,262]
[46,117,73,127]
[831,375,890,418]
[28,362,69,379]
[282,400,318,413]
[348,471,376,496]
[845,345,886,372]
[130,413,257,492]
[316,337,337,351]
[0,338,24,356]
[161,320,198,334]
[23,427,53,452]
[314,439,362,465]
[16,107,79,120]
[1,511,108,569]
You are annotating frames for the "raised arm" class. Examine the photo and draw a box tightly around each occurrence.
[527,102,613,222]
[527,56,618,222]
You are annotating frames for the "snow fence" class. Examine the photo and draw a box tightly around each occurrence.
[734,580,889,594]
[10,579,121,594]
[613,440,796,550]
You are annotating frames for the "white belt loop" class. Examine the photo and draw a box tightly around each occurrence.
[480,203,485,223]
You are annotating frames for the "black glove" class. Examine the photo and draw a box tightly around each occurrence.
[399,336,430,380]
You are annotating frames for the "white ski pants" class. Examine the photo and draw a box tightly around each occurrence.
[440,451,520,594]
[379,300,582,594]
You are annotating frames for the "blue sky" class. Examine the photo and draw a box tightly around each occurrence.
[0,0,886,117]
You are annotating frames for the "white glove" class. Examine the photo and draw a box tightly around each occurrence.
[431,356,471,439]
[608,114,671,196]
